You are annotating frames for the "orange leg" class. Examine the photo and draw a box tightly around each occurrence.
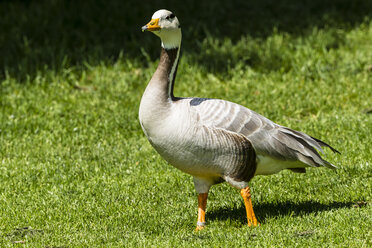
[240,186,259,227]
[195,193,208,231]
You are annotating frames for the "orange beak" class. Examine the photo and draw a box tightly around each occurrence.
[141,18,160,32]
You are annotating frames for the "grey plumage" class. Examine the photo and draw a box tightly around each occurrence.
[188,97,338,171]
[139,9,340,229]
[139,9,339,195]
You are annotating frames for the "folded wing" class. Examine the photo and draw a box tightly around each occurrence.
[189,98,338,169]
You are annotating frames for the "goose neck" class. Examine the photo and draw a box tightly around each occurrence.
[150,45,181,101]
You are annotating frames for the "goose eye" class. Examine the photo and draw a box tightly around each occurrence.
[166,14,175,20]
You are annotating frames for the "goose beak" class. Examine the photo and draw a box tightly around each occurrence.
[142,18,160,32]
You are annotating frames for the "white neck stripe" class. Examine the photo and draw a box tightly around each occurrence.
[168,46,180,99]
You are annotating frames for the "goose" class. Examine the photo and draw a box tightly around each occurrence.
[139,9,339,230]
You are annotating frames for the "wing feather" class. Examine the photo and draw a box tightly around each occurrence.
[189,98,338,169]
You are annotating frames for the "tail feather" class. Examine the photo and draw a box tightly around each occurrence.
[278,127,338,169]
[281,127,325,153]
[310,136,341,154]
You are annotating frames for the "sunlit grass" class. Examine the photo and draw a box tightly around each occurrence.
[1,1,371,247]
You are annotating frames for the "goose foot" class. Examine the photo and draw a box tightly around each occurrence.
[195,225,206,231]
[240,186,260,227]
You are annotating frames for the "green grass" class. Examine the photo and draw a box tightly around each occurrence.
[1,0,371,247]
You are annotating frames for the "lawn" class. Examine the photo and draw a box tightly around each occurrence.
[0,0,371,247]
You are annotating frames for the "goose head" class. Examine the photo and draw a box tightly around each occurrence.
[142,9,182,49]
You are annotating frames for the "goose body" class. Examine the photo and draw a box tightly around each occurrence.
[139,9,339,229]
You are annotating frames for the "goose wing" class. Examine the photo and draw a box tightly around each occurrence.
[188,98,338,169]
[194,126,257,183]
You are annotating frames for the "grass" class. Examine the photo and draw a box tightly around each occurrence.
[0,0,371,247]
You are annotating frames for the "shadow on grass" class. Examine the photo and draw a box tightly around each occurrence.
[1,0,371,81]
[5,227,44,243]
[208,200,360,224]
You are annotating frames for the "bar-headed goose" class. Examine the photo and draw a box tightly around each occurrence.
[139,9,339,230]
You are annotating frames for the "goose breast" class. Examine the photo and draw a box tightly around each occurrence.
[144,99,256,181]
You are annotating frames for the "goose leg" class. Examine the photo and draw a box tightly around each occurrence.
[240,186,259,226]
[195,193,208,231]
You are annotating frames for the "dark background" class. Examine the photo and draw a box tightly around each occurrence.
[1,0,371,80]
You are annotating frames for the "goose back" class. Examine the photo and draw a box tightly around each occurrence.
[185,98,337,171]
